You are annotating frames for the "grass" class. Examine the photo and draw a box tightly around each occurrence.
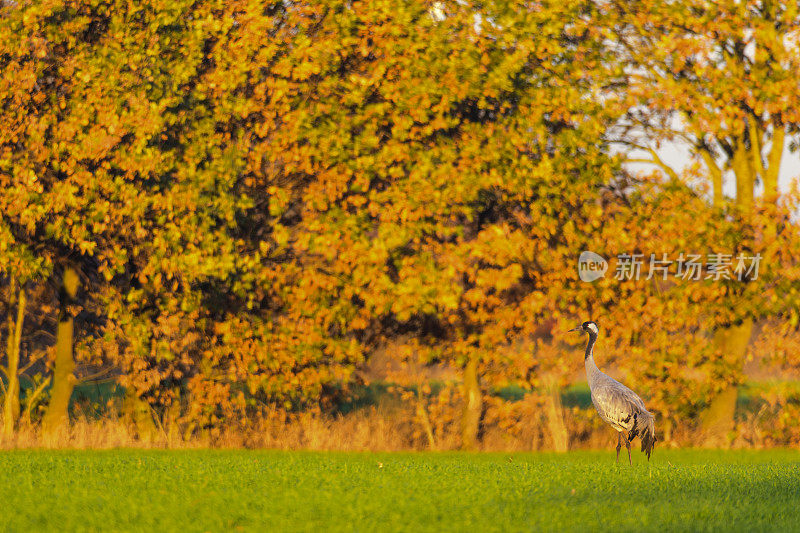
[1,449,799,532]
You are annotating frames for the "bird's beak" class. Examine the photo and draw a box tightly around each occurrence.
[568,326,582,333]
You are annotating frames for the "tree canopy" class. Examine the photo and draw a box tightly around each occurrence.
[1,0,798,447]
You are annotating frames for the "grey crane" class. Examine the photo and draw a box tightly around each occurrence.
[569,320,656,464]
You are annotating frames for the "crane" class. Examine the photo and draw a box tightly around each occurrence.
[569,321,656,464]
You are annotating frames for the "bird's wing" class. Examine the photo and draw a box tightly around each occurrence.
[591,379,649,431]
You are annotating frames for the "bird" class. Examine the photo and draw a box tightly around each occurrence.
[569,320,656,464]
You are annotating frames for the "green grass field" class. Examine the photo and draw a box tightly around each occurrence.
[1,449,799,532]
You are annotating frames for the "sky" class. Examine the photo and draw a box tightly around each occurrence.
[625,138,800,197]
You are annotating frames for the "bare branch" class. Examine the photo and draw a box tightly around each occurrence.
[622,148,680,182]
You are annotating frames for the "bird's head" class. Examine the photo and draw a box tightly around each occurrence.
[568,320,599,336]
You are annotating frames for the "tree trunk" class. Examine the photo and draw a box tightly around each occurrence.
[543,375,568,453]
[461,355,482,450]
[2,280,25,437]
[764,123,785,202]
[42,266,80,436]
[122,386,156,443]
[700,135,763,446]
[415,383,436,451]
[698,148,723,208]
[732,143,754,211]
[699,319,753,446]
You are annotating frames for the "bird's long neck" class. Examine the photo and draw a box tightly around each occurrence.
[584,332,597,361]
[584,332,602,385]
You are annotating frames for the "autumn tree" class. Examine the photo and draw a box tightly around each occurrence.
[604,0,800,443]
[3,0,798,449]
[217,0,624,447]
[0,0,260,432]
[607,0,799,206]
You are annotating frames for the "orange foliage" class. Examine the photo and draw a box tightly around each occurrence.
[0,0,799,446]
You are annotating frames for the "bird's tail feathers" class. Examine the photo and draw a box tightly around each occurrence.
[639,412,656,460]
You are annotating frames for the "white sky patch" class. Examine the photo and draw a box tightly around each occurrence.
[429,1,445,22]
[623,139,800,198]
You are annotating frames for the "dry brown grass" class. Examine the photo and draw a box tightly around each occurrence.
[0,404,628,452]
[2,400,794,451]
[0,416,194,450]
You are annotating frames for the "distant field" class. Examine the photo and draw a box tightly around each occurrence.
[1,449,799,532]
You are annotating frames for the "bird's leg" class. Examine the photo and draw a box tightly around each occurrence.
[625,433,632,465]
[616,432,622,464]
